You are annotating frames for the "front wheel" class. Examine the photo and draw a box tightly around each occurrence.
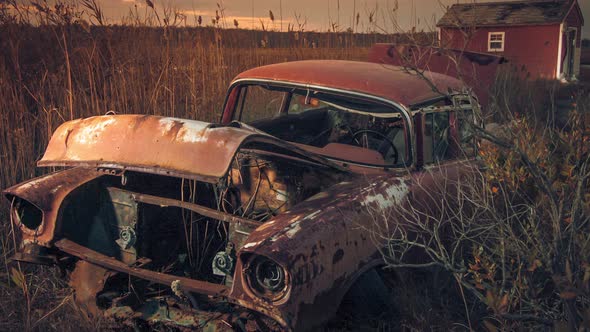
[324,268,397,331]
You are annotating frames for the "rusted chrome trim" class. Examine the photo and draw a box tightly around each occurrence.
[130,192,262,228]
[54,239,229,297]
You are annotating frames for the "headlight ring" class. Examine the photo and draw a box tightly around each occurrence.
[11,197,43,233]
[245,255,290,302]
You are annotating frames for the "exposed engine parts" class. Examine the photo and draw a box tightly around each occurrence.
[27,151,347,330]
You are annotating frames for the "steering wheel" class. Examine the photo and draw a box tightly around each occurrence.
[351,129,399,164]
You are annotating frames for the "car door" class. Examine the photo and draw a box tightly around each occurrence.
[409,96,480,216]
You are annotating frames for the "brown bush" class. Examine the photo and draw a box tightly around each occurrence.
[374,76,590,330]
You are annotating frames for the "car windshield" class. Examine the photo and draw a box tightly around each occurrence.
[232,84,409,167]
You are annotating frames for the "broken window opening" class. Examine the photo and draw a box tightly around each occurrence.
[233,84,410,167]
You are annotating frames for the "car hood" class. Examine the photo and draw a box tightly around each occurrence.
[39,115,344,183]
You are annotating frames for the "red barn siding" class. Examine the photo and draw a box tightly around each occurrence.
[441,25,560,79]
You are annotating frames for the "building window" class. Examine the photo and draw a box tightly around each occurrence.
[488,32,505,52]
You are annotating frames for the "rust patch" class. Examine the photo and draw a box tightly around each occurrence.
[70,260,113,316]
[38,115,344,183]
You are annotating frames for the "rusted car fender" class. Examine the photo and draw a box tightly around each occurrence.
[3,167,104,246]
[234,159,474,330]
[234,174,412,330]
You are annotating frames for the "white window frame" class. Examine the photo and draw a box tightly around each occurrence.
[488,32,505,52]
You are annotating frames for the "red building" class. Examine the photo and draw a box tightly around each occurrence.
[437,0,584,81]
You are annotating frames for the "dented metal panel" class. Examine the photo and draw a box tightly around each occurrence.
[69,260,114,315]
[38,115,344,183]
[230,161,473,330]
[38,115,254,183]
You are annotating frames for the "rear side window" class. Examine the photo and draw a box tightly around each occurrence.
[235,85,288,123]
[456,110,476,157]
[423,112,451,163]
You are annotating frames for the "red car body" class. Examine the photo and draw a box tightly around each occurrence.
[4,60,479,331]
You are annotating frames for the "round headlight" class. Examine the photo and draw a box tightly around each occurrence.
[245,255,289,301]
[11,198,43,231]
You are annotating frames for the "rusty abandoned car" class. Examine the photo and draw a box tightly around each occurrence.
[4,60,480,331]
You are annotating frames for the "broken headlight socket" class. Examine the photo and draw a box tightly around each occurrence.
[244,255,290,302]
[10,197,43,234]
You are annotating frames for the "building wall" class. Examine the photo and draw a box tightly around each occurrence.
[440,25,561,79]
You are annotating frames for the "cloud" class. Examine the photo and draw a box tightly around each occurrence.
[178,10,216,17]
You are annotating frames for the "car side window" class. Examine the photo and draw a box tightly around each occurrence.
[235,85,410,167]
[423,111,451,163]
[236,85,288,123]
[456,109,476,157]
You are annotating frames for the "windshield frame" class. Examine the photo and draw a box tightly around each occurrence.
[222,78,416,170]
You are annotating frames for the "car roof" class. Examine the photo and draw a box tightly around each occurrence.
[233,60,465,108]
